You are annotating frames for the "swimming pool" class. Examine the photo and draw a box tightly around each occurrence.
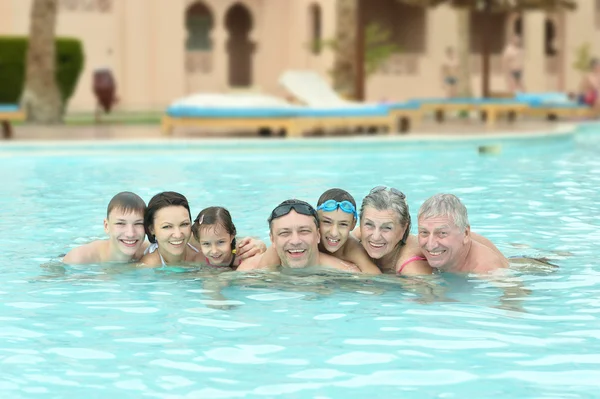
[1,124,599,398]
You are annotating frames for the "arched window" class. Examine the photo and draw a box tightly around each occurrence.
[309,3,322,55]
[225,3,254,87]
[185,2,213,51]
[545,18,557,56]
[513,16,523,37]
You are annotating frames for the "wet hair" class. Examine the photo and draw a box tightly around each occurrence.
[192,206,237,251]
[417,193,470,232]
[317,188,357,209]
[359,187,411,245]
[107,191,146,218]
[268,199,319,231]
[144,191,192,244]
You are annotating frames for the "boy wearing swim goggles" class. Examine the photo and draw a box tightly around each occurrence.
[315,189,381,274]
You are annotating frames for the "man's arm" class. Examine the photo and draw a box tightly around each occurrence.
[237,246,278,271]
[319,252,361,273]
[236,236,267,262]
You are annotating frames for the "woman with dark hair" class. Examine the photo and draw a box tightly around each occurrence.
[139,191,202,267]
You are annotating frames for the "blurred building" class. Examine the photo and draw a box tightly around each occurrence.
[1,0,599,111]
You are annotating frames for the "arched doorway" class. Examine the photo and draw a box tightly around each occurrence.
[225,3,254,87]
[185,1,214,74]
[545,18,557,56]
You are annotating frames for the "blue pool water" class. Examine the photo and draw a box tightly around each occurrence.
[1,126,600,398]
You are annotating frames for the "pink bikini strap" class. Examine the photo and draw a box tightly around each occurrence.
[397,256,426,274]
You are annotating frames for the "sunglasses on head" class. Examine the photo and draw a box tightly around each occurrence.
[316,200,358,219]
[370,186,406,200]
[268,202,318,224]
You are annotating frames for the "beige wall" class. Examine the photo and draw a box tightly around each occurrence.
[564,1,600,92]
[2,0,599,111]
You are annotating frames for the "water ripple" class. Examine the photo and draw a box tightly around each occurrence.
[149,359,224,373]
[326,352,397,365]
[46,348,115,360]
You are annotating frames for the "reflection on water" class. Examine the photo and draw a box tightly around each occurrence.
[1,129,600,398]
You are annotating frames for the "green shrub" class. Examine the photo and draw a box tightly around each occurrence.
[0,36,84,104]
[573,42,592,73]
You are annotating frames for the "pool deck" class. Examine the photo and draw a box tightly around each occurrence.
[1,119,585,142]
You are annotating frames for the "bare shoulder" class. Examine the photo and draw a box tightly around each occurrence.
[62,240,105,265]
[343,238,381,274]
[472,241,509,273]
[319,252,361,273]
[133,241,150,261]
[351,227,362,241]
[186,246,207,264]
[400,260,433,276]
[471,232,504,258]
[396,238,433,275]
[397,237,425,265]
[403,235,424,252]
[138,252,161,268]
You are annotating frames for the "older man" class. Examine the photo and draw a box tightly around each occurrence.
[417,193,508,274]
[238,199,359,272]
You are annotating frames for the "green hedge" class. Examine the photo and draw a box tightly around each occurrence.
[0,36,84,104]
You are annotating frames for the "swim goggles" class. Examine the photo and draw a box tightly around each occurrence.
[370,185,406,200]
[268,200,319,225]
[316,200,358,219]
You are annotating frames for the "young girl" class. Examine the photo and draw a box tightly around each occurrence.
[190,206,258,269]
[139,191,202,267]
[245,189,381,274]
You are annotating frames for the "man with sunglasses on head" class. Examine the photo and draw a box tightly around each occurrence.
[237,199,360,273]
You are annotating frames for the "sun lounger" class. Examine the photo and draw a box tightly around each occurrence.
[162,93,300,137]
[163,93,394,137]
[411,98,528,128]
[279,70,403,133]
[515,92,600,120]
[0,104,25,139]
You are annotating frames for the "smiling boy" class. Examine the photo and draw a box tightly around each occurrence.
[63,192,148,264]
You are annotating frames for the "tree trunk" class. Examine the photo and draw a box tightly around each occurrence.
[354,0,365,101]
[456,7,473,97]
[481,0,492,97]
[333,0,358,99]
[22,0,63,123]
